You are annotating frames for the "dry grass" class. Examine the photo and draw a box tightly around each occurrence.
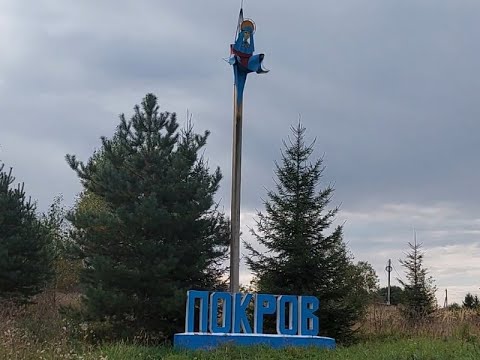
[359,303,480,341]
[0,290,89,360]
[2,294,480,358]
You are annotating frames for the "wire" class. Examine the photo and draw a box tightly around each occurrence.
[392,263,405,283]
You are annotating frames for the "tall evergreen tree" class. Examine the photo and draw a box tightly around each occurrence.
[66,94,229,340]
[398,234,437,320]
[0,163,53,303]
[245,123,375,343]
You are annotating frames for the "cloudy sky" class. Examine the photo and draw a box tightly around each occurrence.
[1,0,479,304]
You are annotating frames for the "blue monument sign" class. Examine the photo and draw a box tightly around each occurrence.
[173,291,336,349]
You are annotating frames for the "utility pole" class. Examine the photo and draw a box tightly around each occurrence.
[444,289,448,308]
[385,259,392,305]
[228,7,268,293]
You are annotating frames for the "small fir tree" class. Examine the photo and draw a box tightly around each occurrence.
[245,123,376,343]
[0,163,53,303]
[66,94,229,340]
[398,235,437,320]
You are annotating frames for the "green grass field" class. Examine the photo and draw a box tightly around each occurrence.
[3,338,479,360]
[103,340,480,360]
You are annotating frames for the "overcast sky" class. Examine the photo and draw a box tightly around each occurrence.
[1,0,479,304]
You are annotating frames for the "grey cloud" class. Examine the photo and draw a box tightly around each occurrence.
[1,0,479,302]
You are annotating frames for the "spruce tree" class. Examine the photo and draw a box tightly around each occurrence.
[66,94,229,340]
[0,163,53,303]
[398,235,437,320]
[245,123,375,343]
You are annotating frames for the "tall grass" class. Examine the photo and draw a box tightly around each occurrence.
[0,290,88,360]
[2,294,480,359]
[360,303,480,341]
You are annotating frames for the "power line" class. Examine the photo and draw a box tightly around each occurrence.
[392,262,405,283]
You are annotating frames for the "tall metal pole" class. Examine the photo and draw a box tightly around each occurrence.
[228,7,268,293]
[386,259,392,305]
[230,86,243,294]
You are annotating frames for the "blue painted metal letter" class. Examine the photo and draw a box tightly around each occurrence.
[233,293,253,333]
[299,296,319,336]
[254,294,276,333]
[209,292,232,333]
[276,295,299,335]
[185,290,209,333]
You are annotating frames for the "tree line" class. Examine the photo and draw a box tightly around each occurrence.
[0,93,454,344]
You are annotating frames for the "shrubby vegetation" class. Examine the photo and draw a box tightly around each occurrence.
[41,195,82,294]
[463,293,480,309]
[376,285,406,306]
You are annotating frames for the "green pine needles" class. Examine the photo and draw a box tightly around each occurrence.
[245,123,377,343]
[0,163,53,303]
[66,94,229,340]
